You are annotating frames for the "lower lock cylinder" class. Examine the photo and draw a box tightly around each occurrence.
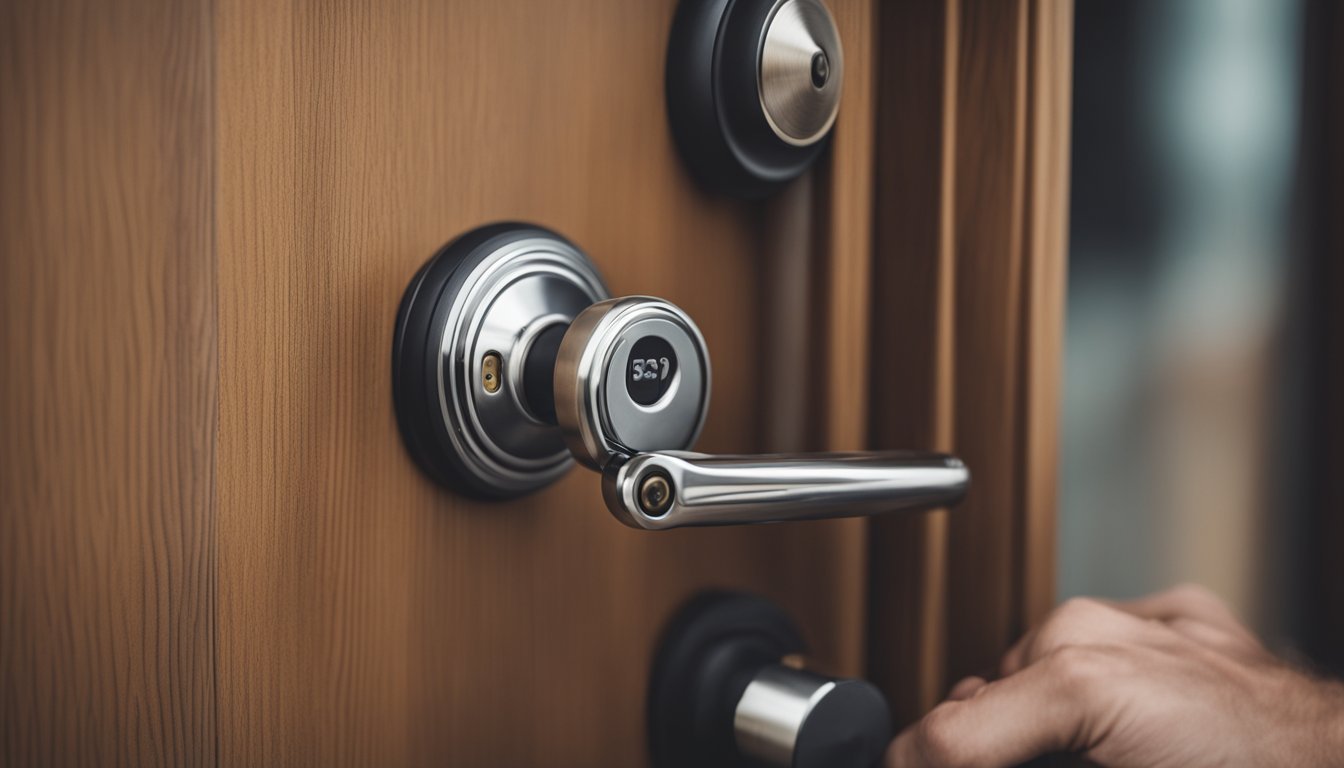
[649,591,893,768]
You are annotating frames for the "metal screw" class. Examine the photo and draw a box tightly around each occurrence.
[638,473,674,516]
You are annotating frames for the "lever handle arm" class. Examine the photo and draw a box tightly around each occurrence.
[602,450,969,530]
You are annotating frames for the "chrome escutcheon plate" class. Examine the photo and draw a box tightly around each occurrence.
[392,223,609,498]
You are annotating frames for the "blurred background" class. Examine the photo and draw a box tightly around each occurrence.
[1061,0,1342,672]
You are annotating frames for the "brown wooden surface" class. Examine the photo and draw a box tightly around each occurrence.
[212,0,873,765]
[944,0,1032,682]
[866,0,960,726]
[0,0,1070,763]
[1017,0,1071,630]
[867,0,1071,721]
[0,0,218,765]
[813,0,878,679]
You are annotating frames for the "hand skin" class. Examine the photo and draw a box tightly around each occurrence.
[887,584,1344,767]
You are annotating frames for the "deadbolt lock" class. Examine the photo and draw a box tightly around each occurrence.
[393,223,969,527]
[666,0,845,197]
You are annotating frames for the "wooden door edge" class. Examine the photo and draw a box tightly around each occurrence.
[865,0,1073,725]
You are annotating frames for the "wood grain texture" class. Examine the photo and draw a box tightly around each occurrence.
[819,0,877,454]
[866,0,1071,715]
[0,0,1068,762]
[212,1,872,764]
[0,0,218,765]
[866,0,960,726]
[943,0,1032,681]
[1017,0,1071,628]
[812,0,878,680]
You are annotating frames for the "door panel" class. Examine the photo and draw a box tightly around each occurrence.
[866,0,1072,722]
[214,0,870,764]
[0,1,217,764]
[1,0,1070,765]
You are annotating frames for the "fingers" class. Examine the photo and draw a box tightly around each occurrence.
[1107,583,1265,653]
[1161,616,1271,663]
[1000,588,1265,678]
[946,676,988,701]
[1108,583,1244,634]
[1000,628,1036,677]
[1000,597,1153,676]
[1000,634,1030,677]
[888,649,1102,768]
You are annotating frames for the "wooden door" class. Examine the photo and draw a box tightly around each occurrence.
[865,0,1073,723]
[1,0,1071,765]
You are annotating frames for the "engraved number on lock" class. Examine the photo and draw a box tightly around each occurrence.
[630,358,670,382]
[626,336,678,406]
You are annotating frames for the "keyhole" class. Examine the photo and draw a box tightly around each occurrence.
[482,352,502,393]
[810,50,830,89]
[638,473,674,516]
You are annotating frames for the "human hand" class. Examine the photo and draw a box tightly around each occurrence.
[886,584,1344,767]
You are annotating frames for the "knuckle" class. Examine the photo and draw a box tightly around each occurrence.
[1047,644,1109,697]
[1055,596,1103,620]
[1170,582,1222,608]
[915,704,968,766]
[1038,598,1100,641]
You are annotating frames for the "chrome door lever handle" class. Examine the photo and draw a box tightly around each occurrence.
[603,450,968,529]
[393,223,972,528]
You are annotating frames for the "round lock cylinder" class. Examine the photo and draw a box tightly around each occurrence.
[735,666,893,768]
[666,0,844,197]
[553,297,711,470]
[649,591,893,768]
[393,223,711,499]
[758,0,844,147]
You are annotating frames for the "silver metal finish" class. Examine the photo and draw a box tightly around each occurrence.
[758,0,844,147]
[417,229,972,523]
[734,665,835,767]
[602,450,969,530]
[554,297,711,470]
[436,237,608,494]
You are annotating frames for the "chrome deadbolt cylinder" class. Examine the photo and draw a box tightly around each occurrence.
[666,0,844,197]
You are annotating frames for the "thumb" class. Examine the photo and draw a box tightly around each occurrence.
[886,650,1098,767]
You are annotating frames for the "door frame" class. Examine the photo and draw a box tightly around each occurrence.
[862,0,1073,724]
